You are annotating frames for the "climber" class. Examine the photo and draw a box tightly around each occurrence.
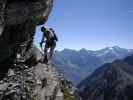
[40,26,58,64]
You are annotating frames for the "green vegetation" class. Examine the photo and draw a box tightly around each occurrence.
[63,87,73,100]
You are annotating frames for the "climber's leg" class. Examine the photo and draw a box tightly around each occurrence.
[49,42,56,60]
[43,43,49,64]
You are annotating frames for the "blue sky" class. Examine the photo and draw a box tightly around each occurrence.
[35,0,133,50]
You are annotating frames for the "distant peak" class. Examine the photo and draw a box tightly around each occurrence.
[61,48,77,53]
[105,46,121,50]
[79,48,89,54]
[79,48,87,52]
[112,46,121,49]
[63,48,71,51]
[108,47,114,50]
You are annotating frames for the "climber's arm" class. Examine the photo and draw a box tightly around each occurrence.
[40,33,45,48]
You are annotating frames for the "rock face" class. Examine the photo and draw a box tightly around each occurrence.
[0,60,79,100]
[0,0,80,100]
[0,0,53,67]
[78,54,133,100]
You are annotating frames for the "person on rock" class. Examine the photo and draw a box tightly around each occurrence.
[40,26,58,64]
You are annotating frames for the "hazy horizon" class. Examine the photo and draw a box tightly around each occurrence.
[35,0,133,50]
[54,45,133,51]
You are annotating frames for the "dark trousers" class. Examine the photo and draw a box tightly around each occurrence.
[43,41,56,63]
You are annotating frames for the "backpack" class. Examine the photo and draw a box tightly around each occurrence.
[48,29,58,41]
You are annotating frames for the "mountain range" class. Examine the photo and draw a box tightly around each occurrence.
[53,46,133,85]
[78,54,133,100]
